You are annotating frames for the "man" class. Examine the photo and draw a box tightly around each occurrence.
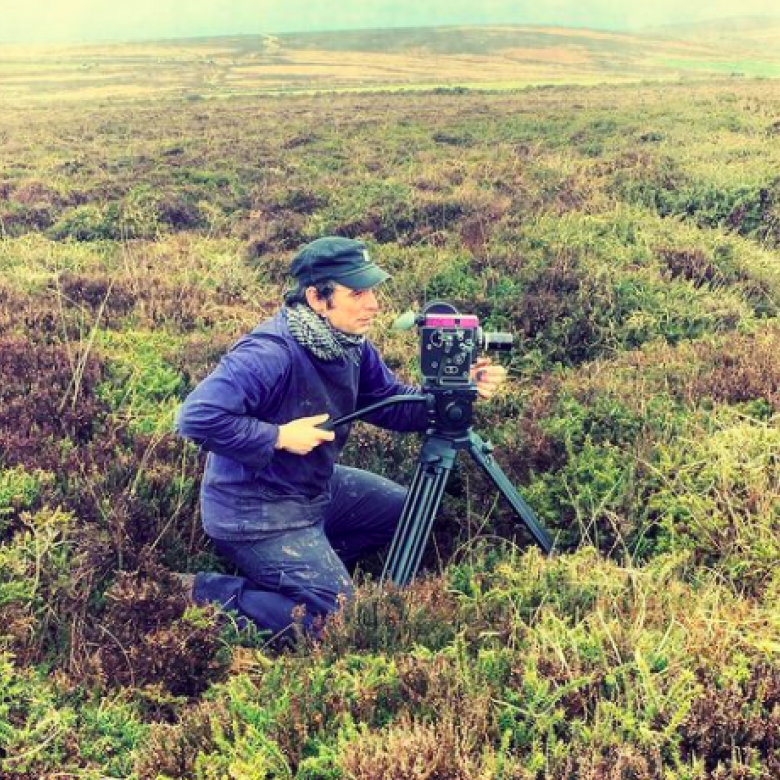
[175,236,506,639]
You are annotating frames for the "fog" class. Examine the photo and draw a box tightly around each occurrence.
[1,0,778,44]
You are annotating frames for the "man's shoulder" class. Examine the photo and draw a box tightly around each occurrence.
[235,311,294,351]
[359,338,383,364]
[219,312,293,370]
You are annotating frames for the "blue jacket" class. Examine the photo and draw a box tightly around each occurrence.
[175,310,428,540]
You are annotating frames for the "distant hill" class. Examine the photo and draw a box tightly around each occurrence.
[646,15,780,35]
[274,25,644,55]
[645,15,780,51]
[2,20,780,104]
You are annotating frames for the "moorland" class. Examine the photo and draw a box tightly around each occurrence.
[2,21,780,780]
[3,18,780,103]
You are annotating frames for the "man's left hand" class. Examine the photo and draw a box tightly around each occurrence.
[471,358,508,400]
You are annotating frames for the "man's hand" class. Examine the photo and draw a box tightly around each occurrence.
[471,358,508,400]
[275,413,335,455]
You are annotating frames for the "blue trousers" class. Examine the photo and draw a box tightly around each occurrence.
[192,466,406,638]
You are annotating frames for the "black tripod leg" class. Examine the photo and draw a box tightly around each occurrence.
[390,468,448,586]
[466,431,553,553]
[380,459,428,583]
[381,439,458,587]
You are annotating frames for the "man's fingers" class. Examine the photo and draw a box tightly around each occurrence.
[480,365,507,380]
[276,413,336,454]
[475,365,506,381]
[313,413,335,440]
[474,362,507,400]
[472,357,499,382]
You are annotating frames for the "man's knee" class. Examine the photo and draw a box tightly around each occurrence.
[361,474,407,524]
[374,483,408,540]
[277,565,354,616]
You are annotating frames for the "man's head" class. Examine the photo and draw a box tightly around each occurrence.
[286,237,390,335]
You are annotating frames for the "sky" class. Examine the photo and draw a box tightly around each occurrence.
[1,0,779,44]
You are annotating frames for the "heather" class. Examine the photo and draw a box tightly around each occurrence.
[1,77,780,778]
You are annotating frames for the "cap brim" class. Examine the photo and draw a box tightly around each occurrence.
[336,266,391,290]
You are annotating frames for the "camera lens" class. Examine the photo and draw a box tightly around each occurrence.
[481,332,513,352]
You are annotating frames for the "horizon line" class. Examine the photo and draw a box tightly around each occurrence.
[2,14,780,47]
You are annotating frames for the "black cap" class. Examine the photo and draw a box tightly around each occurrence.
[290,237,390,290]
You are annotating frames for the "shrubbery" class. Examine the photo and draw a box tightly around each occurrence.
[2,80,780,777]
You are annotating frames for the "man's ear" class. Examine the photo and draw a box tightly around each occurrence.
[305,286,325,313]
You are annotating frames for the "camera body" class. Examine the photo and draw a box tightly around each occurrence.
[417,302,512,387]
[420,311,480,385]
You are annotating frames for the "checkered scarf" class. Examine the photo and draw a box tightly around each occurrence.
[284,303,364,364]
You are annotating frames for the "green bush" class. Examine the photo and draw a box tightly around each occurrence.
[0,466,51,536]
[616,169,780,245]
[0,653,77,775]
[96,329,187,435]
[643,412,780,593]
[77,693,149,777]
[48,204,117,242]
[309,181,417,243]
[115,185,165,240]
[0,508,75,660]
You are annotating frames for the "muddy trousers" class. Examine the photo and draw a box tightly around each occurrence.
[192,466,407,638]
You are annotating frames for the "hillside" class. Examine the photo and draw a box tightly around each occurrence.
[2,75,780,777]
[2,21,780,104]
[648,15,780,48]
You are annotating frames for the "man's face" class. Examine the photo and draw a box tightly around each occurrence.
[309,283,380,335]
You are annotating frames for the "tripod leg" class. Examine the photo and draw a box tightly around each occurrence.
[388,468,449,586]
[381,459,428,582]
[467,432,553,553]
[381,438,458,587]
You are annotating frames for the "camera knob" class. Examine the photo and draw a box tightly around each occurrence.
[446,401,468,422]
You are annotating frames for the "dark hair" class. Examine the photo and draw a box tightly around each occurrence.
[284,279,337,307]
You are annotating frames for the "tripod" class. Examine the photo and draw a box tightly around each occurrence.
[325,383,553,587]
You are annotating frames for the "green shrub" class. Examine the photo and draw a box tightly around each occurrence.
[0,201,55,236]
[643,412,780,592]
[0,507,75,661]
[173,675,293,780]
[115,185,165,240]
[48,204,117,242]
[483,223,751,369]
[0,653,78,775]
[617,170,780,246]
[309,181,417,243]
[77,693,149,777]
[0,466,52,536]
[96,329,186,435]
[425,252,486,301]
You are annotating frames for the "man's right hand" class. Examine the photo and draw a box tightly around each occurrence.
[275,413,336,455]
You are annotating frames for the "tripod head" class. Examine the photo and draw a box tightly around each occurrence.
[317,383,474,435]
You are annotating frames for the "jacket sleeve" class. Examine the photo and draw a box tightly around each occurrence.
[174,336,290,468]
[356,341,429,432]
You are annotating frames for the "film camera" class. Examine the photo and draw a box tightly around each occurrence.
[395,301,514,386]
